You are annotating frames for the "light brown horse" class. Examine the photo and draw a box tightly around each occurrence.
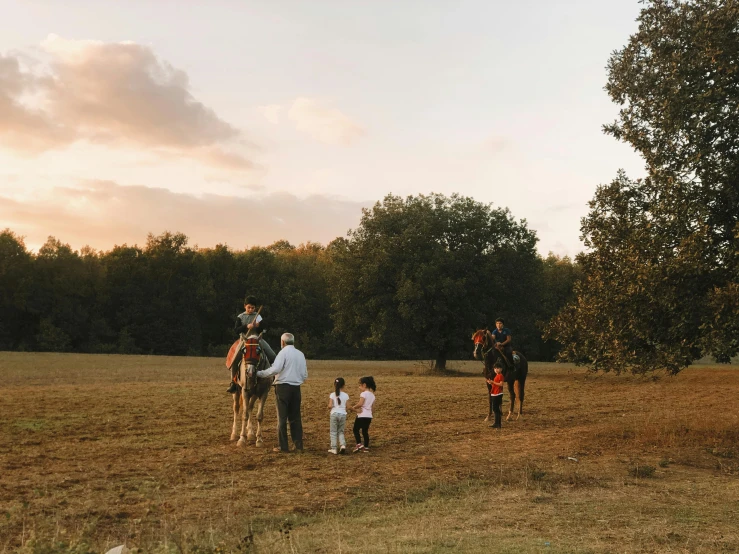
[228,337,273,447]
[472,329,528,420]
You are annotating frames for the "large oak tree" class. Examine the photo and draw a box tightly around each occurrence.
[329,193,540,369]
[547,0,739,373]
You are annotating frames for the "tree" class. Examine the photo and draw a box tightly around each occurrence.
[0,230,34,349]
[548,0,739,373]
[330,194,539,369]
[534,254,581,362]
[28,237,100,352]
[604,0,739,245]
[547,172,713,373]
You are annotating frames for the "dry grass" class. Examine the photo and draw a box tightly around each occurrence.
[1,352,738,553]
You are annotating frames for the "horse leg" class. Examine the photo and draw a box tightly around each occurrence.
[246,394,257,441]
[230,390,240,441]
[518,377,525,418]
[237,363,248,447]
[514,380,522,420]
[506,380,516,421]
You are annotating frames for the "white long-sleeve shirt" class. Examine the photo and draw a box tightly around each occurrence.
[256,344,307,385]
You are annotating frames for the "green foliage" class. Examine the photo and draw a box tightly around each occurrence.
[329,193,541,368]
[548,0,739,373]
[547,172,713,374]
[0,229,34,349]
[535,254,582,361]
[1,217,577,360]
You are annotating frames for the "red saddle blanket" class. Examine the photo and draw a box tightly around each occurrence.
[225,337,261,369]
[225,339,241,369]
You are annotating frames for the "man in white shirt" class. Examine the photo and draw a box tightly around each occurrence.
[257,332,308,452]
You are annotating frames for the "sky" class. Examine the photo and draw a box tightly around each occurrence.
[0,0,646,257]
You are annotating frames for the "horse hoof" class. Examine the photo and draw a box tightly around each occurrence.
[230,433,238,441]
[506,413,513,421]
[237,438,246,447]
[255,439,263,448]
[247,433,256,441]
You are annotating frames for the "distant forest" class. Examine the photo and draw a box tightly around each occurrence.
[0,194,580,365]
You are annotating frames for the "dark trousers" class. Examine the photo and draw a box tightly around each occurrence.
[353,417,372,448]
[491,395,503,428]
[274,384,303,451]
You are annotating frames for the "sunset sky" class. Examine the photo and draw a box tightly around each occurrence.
[0,0,645,256]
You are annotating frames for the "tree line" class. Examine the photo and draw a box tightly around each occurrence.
[4,0,736,374]
[0,197,579,367]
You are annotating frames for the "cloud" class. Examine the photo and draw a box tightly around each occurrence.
[287,97,365,145]
[0,54,74,152]
[0,35,254,170]
[258,104,282,125]
[0,180,370,251]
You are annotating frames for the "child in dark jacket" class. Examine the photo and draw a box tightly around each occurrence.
[227,295,276,393]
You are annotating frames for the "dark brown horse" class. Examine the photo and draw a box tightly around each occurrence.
[472,329,528,421]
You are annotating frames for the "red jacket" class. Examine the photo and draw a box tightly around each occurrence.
[486,373,504,396]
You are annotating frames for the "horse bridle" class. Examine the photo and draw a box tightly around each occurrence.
[474,330,514,376]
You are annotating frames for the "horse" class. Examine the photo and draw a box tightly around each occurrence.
[227,335,274,447]
[472,329,529,421]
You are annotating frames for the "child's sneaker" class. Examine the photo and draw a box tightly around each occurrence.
[339,445,346,455]
[362,447,370,452]
[327,448,337,455]
[352,444,364,453]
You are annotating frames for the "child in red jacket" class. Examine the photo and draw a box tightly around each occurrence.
[486,362,505,428]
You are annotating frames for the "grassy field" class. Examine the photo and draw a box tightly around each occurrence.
[1,352,738,553]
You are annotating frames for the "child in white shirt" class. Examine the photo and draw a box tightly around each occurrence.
[351,376,376,453]
[327,377,350,454]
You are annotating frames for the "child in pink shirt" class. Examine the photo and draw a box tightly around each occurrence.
[351,376,376,452]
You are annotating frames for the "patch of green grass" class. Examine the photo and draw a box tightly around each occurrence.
[12,419,48,432]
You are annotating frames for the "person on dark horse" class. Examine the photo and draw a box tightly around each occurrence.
[492,318,516,372]
[472,321,528,421]
[227,295,277,394]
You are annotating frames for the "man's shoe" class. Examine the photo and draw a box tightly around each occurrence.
[227,382,240,394]
[339,446,346,455]
[328,448,337,455]
[352,444,364,453]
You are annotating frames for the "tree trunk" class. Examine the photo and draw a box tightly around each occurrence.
[434,350,447,371]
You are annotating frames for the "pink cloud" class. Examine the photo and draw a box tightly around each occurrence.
[0,180,369,251]
[0,36,254,170]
